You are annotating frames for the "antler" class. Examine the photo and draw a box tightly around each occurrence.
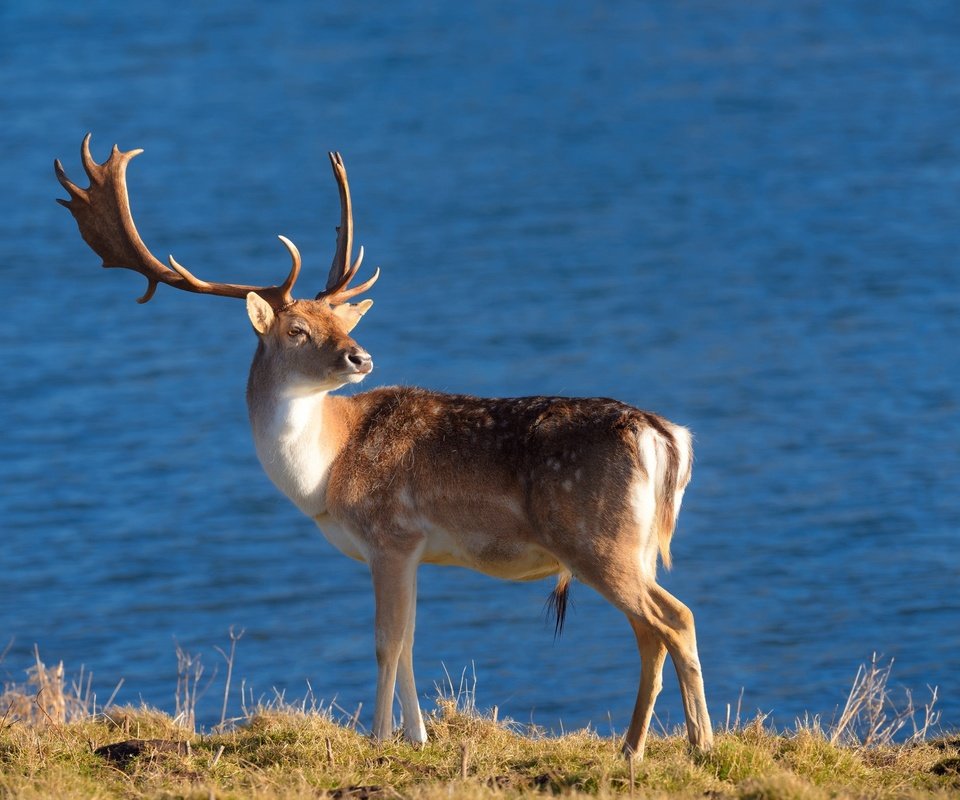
[317,151,379,304]
[55,134,301,309]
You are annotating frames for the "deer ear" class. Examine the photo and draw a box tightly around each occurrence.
[246,292,275,334]
[331,299,373,332]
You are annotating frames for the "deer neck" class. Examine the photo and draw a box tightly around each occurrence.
[246,349,354,518]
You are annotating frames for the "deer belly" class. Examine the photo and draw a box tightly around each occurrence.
[313,514,368,563]
[421,525,560,581]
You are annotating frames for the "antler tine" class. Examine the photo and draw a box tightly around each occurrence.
[317,151,379,304]
[324,245,363,298]
[330,266,381,304]
[167,254,211,289]
[276,235,302,300]
[55,159,87,205]
[55,134,303,310]
[322,151,353,293]
[168,237,300,298]
[80,134,98,180]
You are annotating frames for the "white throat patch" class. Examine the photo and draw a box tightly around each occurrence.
[253,389,335,517]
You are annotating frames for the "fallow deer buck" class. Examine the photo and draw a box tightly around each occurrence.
[55,134,713,759]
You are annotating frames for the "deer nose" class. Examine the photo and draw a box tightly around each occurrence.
[345,348,373,374]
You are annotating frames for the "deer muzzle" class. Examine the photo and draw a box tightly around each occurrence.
[345,347,373,375]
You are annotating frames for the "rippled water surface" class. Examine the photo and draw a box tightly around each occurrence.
[1,1,958,732]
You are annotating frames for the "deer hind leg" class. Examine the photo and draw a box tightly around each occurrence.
[579,564,713,756]
[637,583,713,753]
[395,570,427,744]
[370,554,419,741]
[622,619,668,759]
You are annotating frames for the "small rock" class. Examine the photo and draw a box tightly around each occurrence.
[95,739,189,765]
[931,757,960,776]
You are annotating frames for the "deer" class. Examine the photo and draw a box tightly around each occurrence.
[55,134,713,759]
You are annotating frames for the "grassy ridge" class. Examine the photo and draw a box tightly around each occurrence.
[1,703,959,799]
[1,651,957,799]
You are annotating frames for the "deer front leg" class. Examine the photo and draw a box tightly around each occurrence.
[395,570,427,744]
[370,554,418,741]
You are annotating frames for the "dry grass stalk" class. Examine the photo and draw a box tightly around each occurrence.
[829,653,940,747]
[173,644,204,732]
[725,687,745,732]
[436,662,479,721]
[0,646,99,726]
[460,739,471,779]
[29,647,66,725]
[214,626,244,731]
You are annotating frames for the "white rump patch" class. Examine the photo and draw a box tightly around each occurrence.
[670,423,693,514]
[632,430,661,579]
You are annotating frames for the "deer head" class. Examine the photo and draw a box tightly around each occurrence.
[55,135,379,388]
[245,291,374,392]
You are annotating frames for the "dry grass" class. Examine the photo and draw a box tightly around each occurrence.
[826,653,941,747]
[0,649,956,799]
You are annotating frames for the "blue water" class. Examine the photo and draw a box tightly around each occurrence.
[1,1,958,734]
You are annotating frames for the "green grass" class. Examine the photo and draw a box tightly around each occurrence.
[0,704,959,799]
[0,703,960,800]
[0,650,957,799]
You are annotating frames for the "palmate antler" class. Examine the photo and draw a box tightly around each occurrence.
[55,134,378,310]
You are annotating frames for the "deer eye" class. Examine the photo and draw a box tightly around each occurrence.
[287,326,306,338]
